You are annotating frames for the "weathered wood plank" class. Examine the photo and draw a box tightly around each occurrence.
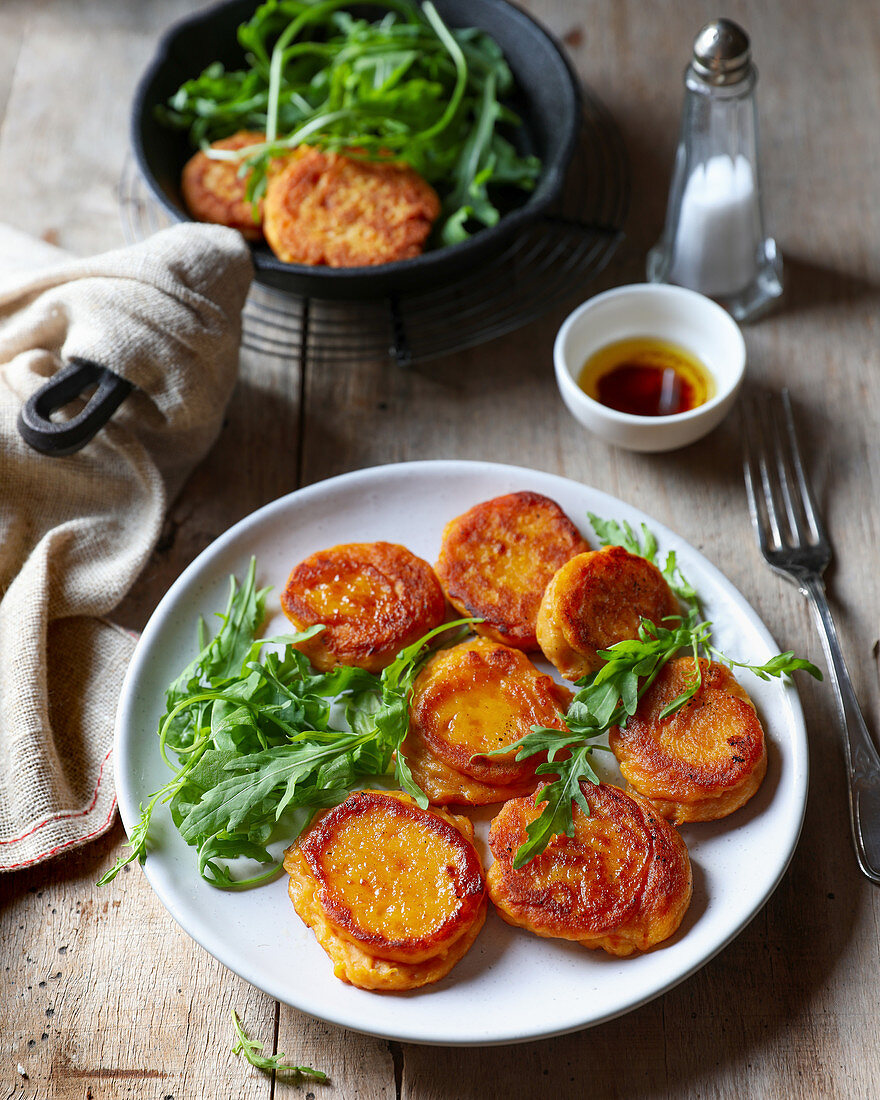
[0,1,32,138]
[3,821,275,1100]
[273,1010,397,1100]
[0,0,195,255]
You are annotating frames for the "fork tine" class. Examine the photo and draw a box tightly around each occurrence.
[766,393,805,546]
[754,395,788,549]
[742,393,774,554]
[780,388,826,544]
[743,387,828,558]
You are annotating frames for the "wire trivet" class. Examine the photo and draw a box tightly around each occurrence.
[119,85,628,365]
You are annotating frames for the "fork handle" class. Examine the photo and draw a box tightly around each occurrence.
[802,574,880,885]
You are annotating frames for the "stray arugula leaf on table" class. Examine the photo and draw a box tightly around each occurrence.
[231,1009,327,1080]
[99,559,472,889]
[494,516,822,869]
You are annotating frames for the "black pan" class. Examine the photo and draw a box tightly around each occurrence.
[131,0,582,300]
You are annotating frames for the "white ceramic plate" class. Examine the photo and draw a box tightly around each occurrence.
[114,460,808,1046]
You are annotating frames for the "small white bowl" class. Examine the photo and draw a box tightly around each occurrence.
[553,283,746,452]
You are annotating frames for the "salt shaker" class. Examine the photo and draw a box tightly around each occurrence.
[646,19,783,321]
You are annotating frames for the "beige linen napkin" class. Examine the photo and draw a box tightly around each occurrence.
[0,223,253,872]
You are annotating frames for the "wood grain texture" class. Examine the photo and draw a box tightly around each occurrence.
[0,0,189,255]
[2,0,880,1097]
[274,1011,396,1100]
[3,822,275,1100]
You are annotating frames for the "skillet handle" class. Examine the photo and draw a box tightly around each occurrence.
[17,358,134,456]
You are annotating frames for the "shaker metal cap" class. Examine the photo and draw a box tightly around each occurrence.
[691,19,751,84]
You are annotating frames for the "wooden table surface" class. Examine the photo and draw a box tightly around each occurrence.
[3,1,880,1097]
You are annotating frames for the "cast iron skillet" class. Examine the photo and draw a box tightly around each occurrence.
[132,0,582,300]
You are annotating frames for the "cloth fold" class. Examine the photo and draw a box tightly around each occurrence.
[0,223,253,872]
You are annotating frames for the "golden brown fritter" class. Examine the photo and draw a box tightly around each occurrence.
[609,658,767,823]
[487,782,692,956]
[181,130,267,240]
[263,147,440,266]
[280,541,446,673]
[436,492,589,651]
[402,637,573,805]
[284,791,487,990]
[537,545,680,680]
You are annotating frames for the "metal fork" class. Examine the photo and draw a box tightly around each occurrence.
[743,388,880,885]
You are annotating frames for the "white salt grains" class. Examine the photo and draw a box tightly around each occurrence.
[668,154,761,298]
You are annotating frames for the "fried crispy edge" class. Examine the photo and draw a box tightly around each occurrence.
[436,491,590,652]
[610,659,768,824]
[537,545,680,680]
[402,637,572,804]
[181,130,267,240]
[286,856,487,991]
[263,147,440,267]
[280,541,446,673]
[486,783,692,957]
[402,731,544,806]
[286,791,486,967]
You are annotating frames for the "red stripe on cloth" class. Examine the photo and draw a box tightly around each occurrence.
[0,745,113,844]
[1,796,118,870]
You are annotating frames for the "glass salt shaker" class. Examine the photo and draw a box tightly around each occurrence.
[646,19,783,321]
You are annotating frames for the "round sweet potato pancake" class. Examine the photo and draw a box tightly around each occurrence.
[181,130,267,240]
[263,147,440,266]
[487,782,692,956]
[537,545,680,680]
[403,636,572,805]
[284,791,486,990]
[280,541,446,673]
[609,658,767,823]
[436,492,589,651]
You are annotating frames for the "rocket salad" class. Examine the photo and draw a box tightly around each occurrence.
[159,0,542,245]
[98,561,470,889]
[100,515,820,890]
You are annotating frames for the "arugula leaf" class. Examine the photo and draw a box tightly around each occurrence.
[573,618,704,726]
[490,617,696,868]
[501,608,822,867]
[231,1009,327,1080]
[394,749,426,804]
[512,746,597,869]
[159,0,541,243]
[198,836,280,890]
[164,558,268,706]
[711,649,823,682]
[176,737,366,843]
[588,513,655,559]
[101,556,475,889]
[356,616,476,806]
[96,779,178,886]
